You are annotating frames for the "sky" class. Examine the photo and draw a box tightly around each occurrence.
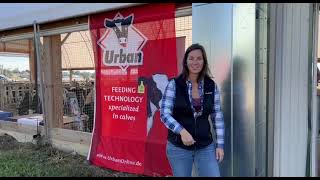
[0,3,62,15]
[0,56,29,71]
[0,3,132,31]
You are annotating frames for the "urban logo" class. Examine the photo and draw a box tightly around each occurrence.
[97,12,148,72]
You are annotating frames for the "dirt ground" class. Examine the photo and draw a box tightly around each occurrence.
[0,134,141,177]
[0,134,21,151]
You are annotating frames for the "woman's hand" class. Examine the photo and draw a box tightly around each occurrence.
[216,148,224,163]
[179,128,196,146]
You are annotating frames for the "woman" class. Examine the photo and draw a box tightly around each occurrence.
[160,43,225,177]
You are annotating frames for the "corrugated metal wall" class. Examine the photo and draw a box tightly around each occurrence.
[193,3,315,176]
[192,3,259,177]
[232,4,256,176]
[192,3,233,176]
[255,3,268,177]
[268,3,312,176]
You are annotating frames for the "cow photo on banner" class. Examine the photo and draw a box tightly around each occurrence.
[88,3,177,176]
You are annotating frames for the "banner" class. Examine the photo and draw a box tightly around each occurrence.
[88,3,177,176]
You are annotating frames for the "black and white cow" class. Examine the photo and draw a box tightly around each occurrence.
[138,74,169,136]
[104,15,133,48]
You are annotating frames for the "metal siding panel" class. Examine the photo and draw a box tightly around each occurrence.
[213,6,233,177]
[232,3,256,176]
[255,3,268,176]
[271,3,311,176]
[280,4,292,176]
[262,4,268,175]
[193,3,267,177]
[208,6,233,177]
[267,3,276,176]
[255,18,265,177]
[273,4,283,176]
[298,3,310,176]
[310,4,319,177]
[291,4,301,175]
[192,3,233,176]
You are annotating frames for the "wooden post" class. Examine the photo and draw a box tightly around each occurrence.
[28,39,36,83]
[29,40,35,82]
[42,35,63,128]
[0,42,5,52]
[0,80,4,109]
[69,70,72,82]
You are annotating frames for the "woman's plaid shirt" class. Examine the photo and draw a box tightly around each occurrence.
[160,79,225,149]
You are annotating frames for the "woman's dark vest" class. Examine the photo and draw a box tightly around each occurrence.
[167,75,215,150]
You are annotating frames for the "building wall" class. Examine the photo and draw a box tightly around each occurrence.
[192,3,258,177]
[268,3,312,176]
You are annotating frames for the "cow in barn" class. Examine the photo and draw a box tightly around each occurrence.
[18,91,30,115]
[32,91,42,114]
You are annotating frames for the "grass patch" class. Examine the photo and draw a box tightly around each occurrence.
[0,134,140,177]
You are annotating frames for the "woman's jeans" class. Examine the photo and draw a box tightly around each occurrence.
[166,141,220,177]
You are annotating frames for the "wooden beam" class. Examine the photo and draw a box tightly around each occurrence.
[0,48,29,54]
[0,120,91,156]
[50,128,91,145]
[0,15,88,36]
[42,35,63,128]
[0,129,36,143]
[62,67,95,71]
[0,27,34,38]
[175,3,192,9]
[61,32,71,45]
[0,42,29,54]
[0,120,43,136]
[39,16,88,31]
[0,39,30,54]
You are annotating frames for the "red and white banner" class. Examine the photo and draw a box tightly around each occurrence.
[88,3,177,176]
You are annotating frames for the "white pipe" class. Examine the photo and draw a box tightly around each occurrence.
[33,20,49,142]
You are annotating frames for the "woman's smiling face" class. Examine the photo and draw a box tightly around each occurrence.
[187,49,204,75]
